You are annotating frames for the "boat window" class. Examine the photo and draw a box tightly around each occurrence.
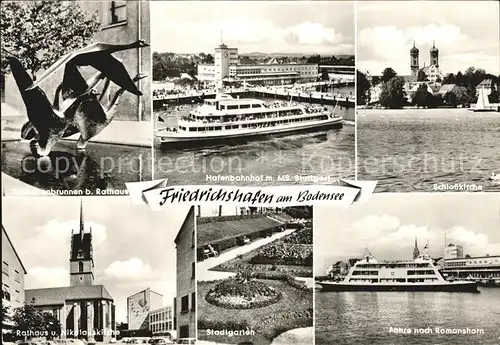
[240,104,250,109]
[227,105,239,110]
[251,104,262,108]
[214,126,222,131]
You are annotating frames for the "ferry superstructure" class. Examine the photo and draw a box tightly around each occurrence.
[155,94,342,145]
[318,248,479,293]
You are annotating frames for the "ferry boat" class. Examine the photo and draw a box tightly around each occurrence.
[318,247,479,293]
[155,94,342,146]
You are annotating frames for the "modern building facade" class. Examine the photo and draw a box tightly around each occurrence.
[441,255,500,280]
[2,226,27,341]
[25,201,116,342]
[3,0,151,121]
[149,305,174,335]
[198,43,318,86]
[174,207,196,339]
[127,288,163,330]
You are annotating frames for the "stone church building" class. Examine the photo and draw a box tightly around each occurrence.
[25,201,115,342]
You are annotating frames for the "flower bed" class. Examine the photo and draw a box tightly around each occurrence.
[205,276,282,309]
[250,243,312,266]
[282,226,312,244]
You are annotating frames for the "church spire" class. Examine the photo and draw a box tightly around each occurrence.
[79,199,84,240]
[413,237,420,259]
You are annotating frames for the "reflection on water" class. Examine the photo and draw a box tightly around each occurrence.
[1,140,152,195]
[315,288,500,345]
[358,109,500,192]
[154,98,355,185]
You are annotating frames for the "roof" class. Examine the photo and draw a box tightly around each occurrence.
[197,215,283,246]
[2,225,27,274]
[127,287,163,300]
[478,78,492,87]
[445,255,500,261]
[26,285,113,306]
[437,84,457,94]
[174,206,195,244]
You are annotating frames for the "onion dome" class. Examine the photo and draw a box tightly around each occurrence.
[430,41,438,53]
[410,41,419,54]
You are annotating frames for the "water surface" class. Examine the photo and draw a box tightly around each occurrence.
[357,109,500,192]
[316,287,500,345]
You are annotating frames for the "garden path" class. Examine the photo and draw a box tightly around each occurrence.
[197,229,296,281]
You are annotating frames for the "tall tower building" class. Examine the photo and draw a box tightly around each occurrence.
[413,237,420,259]
[214,43,230,91]
[410,41,420,78]
[430,41,439,67]
[70,200,95,286]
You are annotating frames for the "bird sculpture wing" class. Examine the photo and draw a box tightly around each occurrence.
[26,41,148,96]
[7,56,65,129]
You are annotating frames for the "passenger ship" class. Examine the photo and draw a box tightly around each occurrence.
[155,94,342,145]
[318,247,479,293]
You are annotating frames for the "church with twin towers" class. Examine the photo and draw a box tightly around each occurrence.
[410,41,443,83]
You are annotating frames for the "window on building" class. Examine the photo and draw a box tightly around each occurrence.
[191,292,195,311]
[179,325,189,338]
[14,270,20,283]
[191,262,195,279]
[77,249,84,259]
[79,261,83,272]
[110,1,127,25]
[191,231,195,248]
[2,261,9,276]
[2,284,11,301]
[181,295,189,313]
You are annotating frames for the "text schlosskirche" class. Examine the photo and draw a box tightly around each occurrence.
[159,187,344,205]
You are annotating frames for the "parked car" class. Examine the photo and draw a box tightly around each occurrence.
[176,339,196,344]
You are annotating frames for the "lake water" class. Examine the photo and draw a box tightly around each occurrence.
[154,96,355,185]
[1,140,152,195]
[315,287,500,345]
[357,109,500,192]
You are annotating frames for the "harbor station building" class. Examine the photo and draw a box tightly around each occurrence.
[25,202,116,343]
[197,44,319,86]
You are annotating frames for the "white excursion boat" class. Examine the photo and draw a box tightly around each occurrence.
[155,93,342,146]
[318,246,479,293]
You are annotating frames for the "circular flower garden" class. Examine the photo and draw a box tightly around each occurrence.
[205,270,282,309]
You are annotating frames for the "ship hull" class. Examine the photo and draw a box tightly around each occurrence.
[318,281,479,293]
[156,118,343,148]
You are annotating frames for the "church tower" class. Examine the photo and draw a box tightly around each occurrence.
[413,237,420,259]
[410,41,420,78]
[70,199,94,286]
[430,41,439,67]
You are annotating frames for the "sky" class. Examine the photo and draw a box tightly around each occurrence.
[314,193,500,276]
[2,197,192,323]
[357,1,500,76]
[151,1,354,55]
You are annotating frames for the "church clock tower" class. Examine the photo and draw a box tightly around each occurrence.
[70,200,95,286]
[430,41,439,68]
[410,41,420,78]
